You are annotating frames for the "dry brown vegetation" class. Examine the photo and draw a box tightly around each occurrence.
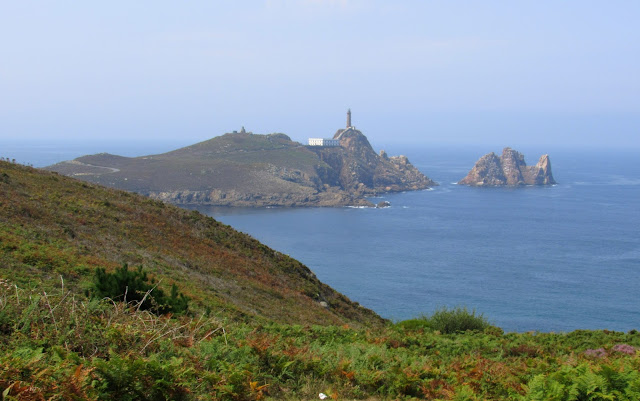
[0,160,383,327]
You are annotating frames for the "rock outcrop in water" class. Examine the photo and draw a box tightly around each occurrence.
[458,147,556,186]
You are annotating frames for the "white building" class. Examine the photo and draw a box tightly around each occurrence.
[308,138,340,147]
[308,110,354,147]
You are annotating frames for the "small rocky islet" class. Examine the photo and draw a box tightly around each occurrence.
[458,147,556,187]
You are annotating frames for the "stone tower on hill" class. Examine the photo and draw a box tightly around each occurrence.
[347,109,352,128]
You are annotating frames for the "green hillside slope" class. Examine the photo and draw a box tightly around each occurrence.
[0,160,383,327]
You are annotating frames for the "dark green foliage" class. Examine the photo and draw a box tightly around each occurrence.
[91,264,189,315]
[427,306,491,333]
[92,264,149,304]
[397,306,492,334]
[0,310,13,335]
[167,283,190,315]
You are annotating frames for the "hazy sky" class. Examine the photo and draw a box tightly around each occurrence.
[1,1,638,148]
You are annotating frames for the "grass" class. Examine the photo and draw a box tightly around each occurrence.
[396,306,493,334]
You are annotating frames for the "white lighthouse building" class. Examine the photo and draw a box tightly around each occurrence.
[308,109,352,147]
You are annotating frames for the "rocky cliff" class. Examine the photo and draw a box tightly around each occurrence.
[458,147,556,186]
[309,128,436,196]
[46,130,435,207]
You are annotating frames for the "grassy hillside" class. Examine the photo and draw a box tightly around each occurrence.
[0,160,382,327]
[66,133,326,193]
[2,160,640,400]
[45,133,335,193]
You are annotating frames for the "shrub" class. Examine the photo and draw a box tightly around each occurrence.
[90,264,189,315]
[426,306,491,333]
[612,343,636,355]
[398,306,492,334]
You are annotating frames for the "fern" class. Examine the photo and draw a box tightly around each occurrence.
[92,353,190,401]
[524,363,640,401]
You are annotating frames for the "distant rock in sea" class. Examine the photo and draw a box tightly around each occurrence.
[458,147,556,186]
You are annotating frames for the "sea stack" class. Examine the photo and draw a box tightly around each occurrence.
[458,147,556,186]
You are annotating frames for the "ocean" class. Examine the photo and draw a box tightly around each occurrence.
[3,141,639,333]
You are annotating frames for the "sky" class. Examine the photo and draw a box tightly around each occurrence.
[1,1,639,149]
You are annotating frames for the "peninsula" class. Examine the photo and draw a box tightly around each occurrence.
[458,147,555,187]
[46,111,435,207]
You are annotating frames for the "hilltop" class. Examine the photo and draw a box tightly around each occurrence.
[45,129,435,207]
[0,160,383,326]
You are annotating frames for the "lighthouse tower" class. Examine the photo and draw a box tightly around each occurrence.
[346,108,352,128]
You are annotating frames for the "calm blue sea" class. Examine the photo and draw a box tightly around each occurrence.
[3,140,639,332]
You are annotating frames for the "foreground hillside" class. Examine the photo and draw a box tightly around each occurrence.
[45,130,435,207]
[2,161,640,400]
[0,160,382,326]
[1,284,639,400]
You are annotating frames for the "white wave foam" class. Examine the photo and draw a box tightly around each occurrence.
[610,177,640,186]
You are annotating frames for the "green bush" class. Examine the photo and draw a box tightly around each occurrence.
[90,264,189,315]
[397,306,491,334]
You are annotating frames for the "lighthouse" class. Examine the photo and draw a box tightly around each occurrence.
[346,108,352,128]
